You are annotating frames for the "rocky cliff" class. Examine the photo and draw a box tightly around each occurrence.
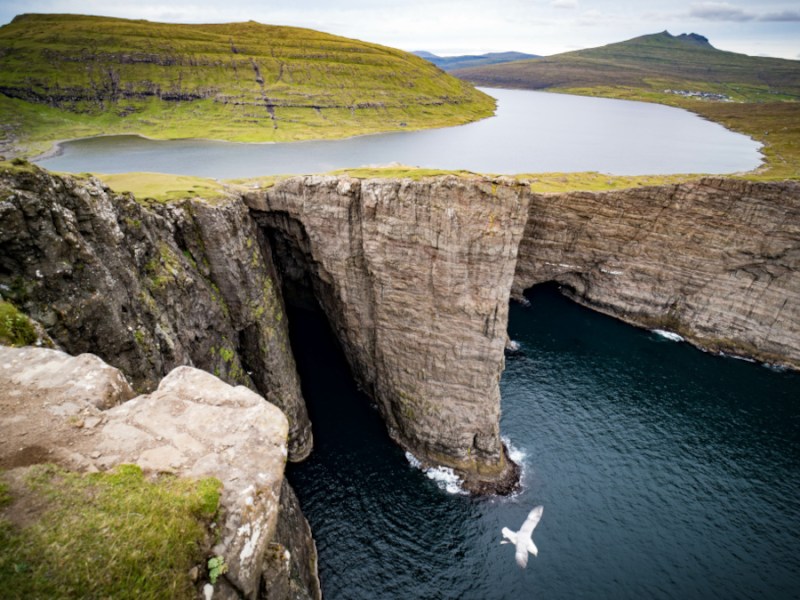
[0,345,321,600]
[1,165,798,502]
[513,178,800,368]
[246,176,530,493]
[0,162,312,460]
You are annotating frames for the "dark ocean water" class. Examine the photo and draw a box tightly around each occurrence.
[287,285,799,600]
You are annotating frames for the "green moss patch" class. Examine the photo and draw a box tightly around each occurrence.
[0,301,37,347]
[0,464,221,599]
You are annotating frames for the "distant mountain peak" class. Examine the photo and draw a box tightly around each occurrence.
[654,30,714,49]
[676,32,713,47]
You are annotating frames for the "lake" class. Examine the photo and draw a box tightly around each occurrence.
[36,88,762,177]
[286,284,799,600]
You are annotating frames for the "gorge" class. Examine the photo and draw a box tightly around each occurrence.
[1,162,798,596]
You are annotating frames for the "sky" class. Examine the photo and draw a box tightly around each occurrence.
[0,0,798,60]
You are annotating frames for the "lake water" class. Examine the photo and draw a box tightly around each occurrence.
[286,284,799,600]
[36,89,762,177]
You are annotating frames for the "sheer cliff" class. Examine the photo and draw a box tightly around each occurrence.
[513,178,800,368]
[246,176,530,493]
[1,165,798,503]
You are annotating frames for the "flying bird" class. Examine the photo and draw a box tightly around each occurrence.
[501,505,543,568]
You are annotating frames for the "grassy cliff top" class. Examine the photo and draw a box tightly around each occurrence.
[454,31,800,178]
[0,14,494,156]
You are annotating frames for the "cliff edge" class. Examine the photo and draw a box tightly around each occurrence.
[1,165,797,502]
[0,345,321,600]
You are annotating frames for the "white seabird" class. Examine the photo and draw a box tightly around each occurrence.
[501,505,544,568]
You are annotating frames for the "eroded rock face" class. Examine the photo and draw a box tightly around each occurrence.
[246,175,530,492]
[0,165,311,460]
[513,178,800,368]
[0,345,321,600]
[2,166,798,497]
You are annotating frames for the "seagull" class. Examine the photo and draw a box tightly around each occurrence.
[501,505,544,568]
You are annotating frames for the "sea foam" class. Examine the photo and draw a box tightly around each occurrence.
[405,452,467,495]
[652,329,685,343]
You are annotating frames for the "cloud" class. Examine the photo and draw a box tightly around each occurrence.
[688,2,800,23]
[689,2,752,22]
[760,10,800,22]
[550,0,578,8]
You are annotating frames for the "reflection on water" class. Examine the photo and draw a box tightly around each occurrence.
[36,89,762,178]
[287,285,799,599]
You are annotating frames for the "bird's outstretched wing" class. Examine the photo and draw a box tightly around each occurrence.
[518,505,543,539]
[515,545,530,568]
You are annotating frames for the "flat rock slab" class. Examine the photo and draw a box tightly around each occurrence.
[0,346,290,599]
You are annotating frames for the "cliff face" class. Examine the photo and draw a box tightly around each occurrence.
[513,178,800,368]
[0,164,312,460]
[2,166,798,500]
[246,176,530,493]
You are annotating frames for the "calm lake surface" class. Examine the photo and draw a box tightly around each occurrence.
[36,89,762,177]
[287,284,799,600]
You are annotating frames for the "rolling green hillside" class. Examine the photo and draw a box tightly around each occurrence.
[0,14,494,156]
[454,31,800,178]
[454,31,800,100]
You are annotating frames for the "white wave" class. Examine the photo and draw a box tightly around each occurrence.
[719,351,756,363]
[506,339,521,352]
[764,362,788,373]
[405,451,468,495]
[652,329,685,343]
[502,436,527,465]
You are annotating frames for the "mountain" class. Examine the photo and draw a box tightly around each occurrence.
[0,14,494,155]
[412,50,539,71]
[453,31,800,100]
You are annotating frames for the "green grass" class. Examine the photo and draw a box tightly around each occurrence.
[0,464,221,599]
[96,172,229,203]
[455,31,800,178]
[327,166,695,191]
[0,300,37,346]
[329,166,482,180]
[0,14,495,157]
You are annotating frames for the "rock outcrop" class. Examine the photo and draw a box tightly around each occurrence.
[0,164,312,460]
[246,176,530,493]
[2,165,798,498]
[513,178,800,368]
[0,345,321,600]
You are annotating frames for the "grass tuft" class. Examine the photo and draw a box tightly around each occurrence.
[0,301,37,347]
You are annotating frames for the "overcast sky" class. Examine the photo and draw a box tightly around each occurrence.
[1,0,798,59]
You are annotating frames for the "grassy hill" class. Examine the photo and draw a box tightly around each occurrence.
[412,51,539,72]
[0,14,494,157]
[454,31,800,100]
[454,31,800,178]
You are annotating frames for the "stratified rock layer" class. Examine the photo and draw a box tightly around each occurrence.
[0,164,312,460]
[246,176,530,492]
[513,178,800,367]
[2,165,798,495]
